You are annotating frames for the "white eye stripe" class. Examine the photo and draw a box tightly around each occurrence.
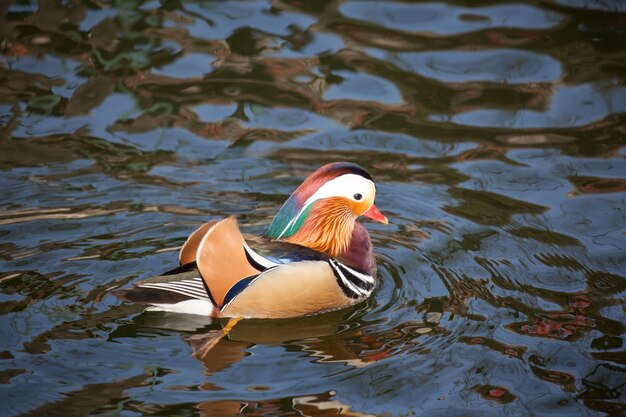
[304,174,375,206]
[277,174,375,238]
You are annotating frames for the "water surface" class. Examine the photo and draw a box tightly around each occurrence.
[1,0,625,416]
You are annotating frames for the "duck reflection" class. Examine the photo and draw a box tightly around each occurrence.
[139,307,380,372]
[197,390,378,417]
[131,389,378,417]
[132,300,444,375]
[123,302,449,416]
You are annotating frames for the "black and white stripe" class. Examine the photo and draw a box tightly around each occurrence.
[329,259,375,299]
[243,242,280,271]
[137,277,210,301]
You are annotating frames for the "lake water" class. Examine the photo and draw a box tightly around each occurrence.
[1,0,625,416]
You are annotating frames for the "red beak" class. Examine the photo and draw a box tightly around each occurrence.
[363,204,388,224]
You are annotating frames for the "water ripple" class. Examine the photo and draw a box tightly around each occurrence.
[394,49,562,84]
[1,0,625,416]
[339,2,564,35]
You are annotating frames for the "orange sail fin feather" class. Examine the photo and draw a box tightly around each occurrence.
[179,220,217,265]
[196,217,261,307]
[112,162,388,319]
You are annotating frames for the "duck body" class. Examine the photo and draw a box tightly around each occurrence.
[113,162,387,319]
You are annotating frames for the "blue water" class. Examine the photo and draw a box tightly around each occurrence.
[0,1,625,416]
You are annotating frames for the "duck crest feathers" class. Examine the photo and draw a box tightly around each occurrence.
[266,162,373,240]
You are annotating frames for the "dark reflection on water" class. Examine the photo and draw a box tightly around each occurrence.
[1,0,625,416]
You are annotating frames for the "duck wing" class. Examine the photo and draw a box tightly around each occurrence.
[110,262,219,315]
[242,234,329,268]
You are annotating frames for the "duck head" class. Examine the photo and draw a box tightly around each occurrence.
[266,162,387,256]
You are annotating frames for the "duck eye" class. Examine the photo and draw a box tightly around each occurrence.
[353,193,363,201]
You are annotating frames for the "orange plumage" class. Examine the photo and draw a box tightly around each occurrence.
[286,197,356,257]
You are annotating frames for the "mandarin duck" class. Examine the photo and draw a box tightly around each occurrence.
[113,162,387,319]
